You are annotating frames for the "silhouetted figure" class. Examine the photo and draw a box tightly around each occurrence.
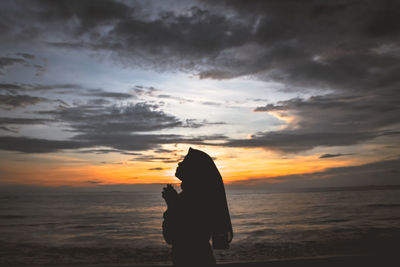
[162,147,233,266]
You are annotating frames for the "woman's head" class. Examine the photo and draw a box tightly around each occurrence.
[175,147,220,190]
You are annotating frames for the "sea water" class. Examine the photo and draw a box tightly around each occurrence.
[1,188,400,265]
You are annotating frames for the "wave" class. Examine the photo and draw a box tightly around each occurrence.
[367,203,400,208]
[0,215,27,219]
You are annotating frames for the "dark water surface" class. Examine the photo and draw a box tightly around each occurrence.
[1,188,399,266]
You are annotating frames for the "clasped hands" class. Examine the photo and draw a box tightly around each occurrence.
[162,184,178,207]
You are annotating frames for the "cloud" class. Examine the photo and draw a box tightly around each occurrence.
[148,167,164,171]
[0,1,399,156]
[225,131,382,153]
[1,1,251,71]
[86,180,103,184]
[319,153,353,159]
[0,53,44,75]
[0,83,84,94]
[0,83,134,99]
[34,0,133,31]
[224,93,400,152]
[0,133,226,154]
[0,117,52,127]
[0,126,16,133]
[81,88,135,100]
[182,119,226,128]
[1,1,399,98]
[201,101,221,106]
[0,136,88,153]
[72,132,226,154]
[14,52,35,59]
[0,94,48,109]
[78,149,141,156]
[230,158,400,189]
[0,57,25,74]
[132,85,158,97]
[44,2,400,93]
[0,134,165,153]
[155,94,194,104]
[32,64,46,76]
[133,154,181,163]
[0,99,228,154]
[39,102,182,133]
[0,117,52,133]
[1,1,399,88]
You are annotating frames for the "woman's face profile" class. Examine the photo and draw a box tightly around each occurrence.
[175,157,186,180]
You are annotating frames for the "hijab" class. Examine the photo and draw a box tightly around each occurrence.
[178,147,233,249]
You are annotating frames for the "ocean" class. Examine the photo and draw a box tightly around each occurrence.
[1,188,400,266]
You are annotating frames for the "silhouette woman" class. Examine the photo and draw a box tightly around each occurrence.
[162,147,233,266]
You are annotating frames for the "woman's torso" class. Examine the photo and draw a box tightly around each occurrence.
[170,192,216,266]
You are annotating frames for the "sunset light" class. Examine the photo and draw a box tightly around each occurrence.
[1,1,399,266]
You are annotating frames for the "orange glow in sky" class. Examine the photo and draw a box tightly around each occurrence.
[0,146,367,187]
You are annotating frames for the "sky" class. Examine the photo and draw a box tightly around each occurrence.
[0,0,399,189]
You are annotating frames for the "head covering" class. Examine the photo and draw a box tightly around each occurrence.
[181,147,233,249]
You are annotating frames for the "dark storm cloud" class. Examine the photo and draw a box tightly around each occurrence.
[106,6,250,62]
[230,158,400,189]
[199,1,400,89]
[1,0,399,153]
[1,0,399,87]
[225,93,400,152]
[33,0,133,31]
[2,1,399,95]
[1,1,251,70]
